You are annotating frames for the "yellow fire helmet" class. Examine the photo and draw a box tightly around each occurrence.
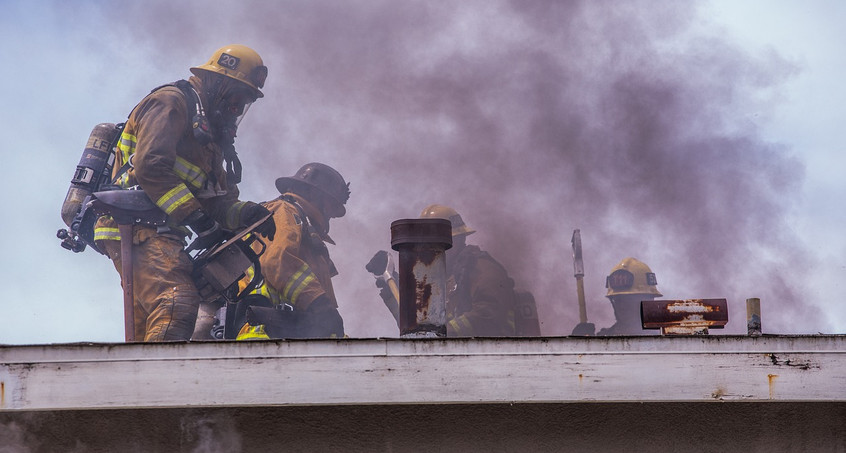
[419,204,476,237]
[191,44,267,98]
[605,257,663,298]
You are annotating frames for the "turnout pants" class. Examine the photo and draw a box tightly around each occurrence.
[100,227,200,341]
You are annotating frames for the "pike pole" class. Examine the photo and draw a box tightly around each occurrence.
[365,250,401,327]
[118,223,136,342]
[571,229,588,324]
[85,189,167,343]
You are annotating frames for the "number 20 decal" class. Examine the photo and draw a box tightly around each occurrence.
[217,53,240,70]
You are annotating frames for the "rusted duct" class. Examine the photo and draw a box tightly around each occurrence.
[390,218,452,337]
[641,299,728,335]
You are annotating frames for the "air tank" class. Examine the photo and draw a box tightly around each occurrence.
[60,123,120,227]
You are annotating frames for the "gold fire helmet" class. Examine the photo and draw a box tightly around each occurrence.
[605,257,662,298]
[191,44,267,98]
[419,204,476,237]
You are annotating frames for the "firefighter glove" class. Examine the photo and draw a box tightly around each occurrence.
[307,294,333,313]
[185,210,226,252]
[241,202,276,241]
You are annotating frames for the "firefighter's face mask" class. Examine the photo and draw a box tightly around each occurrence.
[223,89,256,127]
[605,267,660,298]
[211,89,255,146]
[607,269,635,292]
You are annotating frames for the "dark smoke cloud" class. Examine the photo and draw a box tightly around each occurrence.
[112,0,826,335]
[0,420,34,453]
[181,413,242,453]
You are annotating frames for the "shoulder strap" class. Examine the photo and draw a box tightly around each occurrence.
[172,80,214,147]
[175,80,242,184]
[280,195,318,244]
[279,195,334,267]
[106,122,128,186]
[111,81,200,185]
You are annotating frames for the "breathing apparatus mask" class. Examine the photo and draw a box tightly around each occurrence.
[193,74,257,184]
[188,44,265,149]
[209,87,255,147]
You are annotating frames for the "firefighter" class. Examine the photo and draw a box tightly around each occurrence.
[93,44,276,342]
[571,257,662,336]
[420,204,518,337]
[235,162,350,340]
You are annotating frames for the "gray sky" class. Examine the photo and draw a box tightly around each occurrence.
[1,0,844,344]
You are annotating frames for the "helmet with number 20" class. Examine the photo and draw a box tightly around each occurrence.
[191,44,268,99]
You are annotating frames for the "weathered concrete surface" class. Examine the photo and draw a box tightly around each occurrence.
[1,335,846,451]
[2,403,845,452]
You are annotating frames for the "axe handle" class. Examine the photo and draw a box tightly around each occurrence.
[571,229,587,324]
[387,278,400,309]
[118,224,136,342]
[576,276,587,324]
[384,276,401,328]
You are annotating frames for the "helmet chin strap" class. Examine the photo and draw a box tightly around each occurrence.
[203,108,242,184]
[206,111,242,185]
[219,141,242,185]
[192,70,255,186]
[204,84,243,184]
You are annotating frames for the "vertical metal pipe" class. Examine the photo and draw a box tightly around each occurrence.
[390,218,452,338]
[747,297,762,336]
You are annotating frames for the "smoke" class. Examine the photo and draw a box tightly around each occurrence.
[0,421,34,453]
[102,0,825,335]
[180,413,242,453]
[0,412,240,452]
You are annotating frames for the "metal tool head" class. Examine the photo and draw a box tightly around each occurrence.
[571,229,584,277]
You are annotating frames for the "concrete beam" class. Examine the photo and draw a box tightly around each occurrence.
[2,335,845,411]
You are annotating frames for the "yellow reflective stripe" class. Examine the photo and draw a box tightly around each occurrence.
[242,267,285,305]
[114,172,130,188]
[507,309,516,332]
[239,266,254,293]
[236,324,270,341]
[459,315,473,331]
[266,285,283,305]
[93,227,121,241]
[449,315,473,335]
[156,183,194,214]
[448,319,462,333]
[283,264,316,305]
[115,132,208,192]
[173,156,207,189]
[226,201,247,229]
[251,281,273,299]
[250,282,284,305]
[117,131,136,165]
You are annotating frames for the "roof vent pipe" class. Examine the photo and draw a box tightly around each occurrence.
[391,218,452,338]
[746,298,762,336]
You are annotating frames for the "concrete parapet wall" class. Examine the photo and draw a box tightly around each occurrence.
[2,336,846,451]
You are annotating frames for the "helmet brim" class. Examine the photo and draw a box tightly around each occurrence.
[275,177,346,217]
[453,227,476,237]
[190,67,264,98]
[606,289,664,299]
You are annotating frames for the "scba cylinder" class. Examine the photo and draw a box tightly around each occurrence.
[60,123,120,227]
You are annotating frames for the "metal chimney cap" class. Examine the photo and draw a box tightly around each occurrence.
[390,218,453,250]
